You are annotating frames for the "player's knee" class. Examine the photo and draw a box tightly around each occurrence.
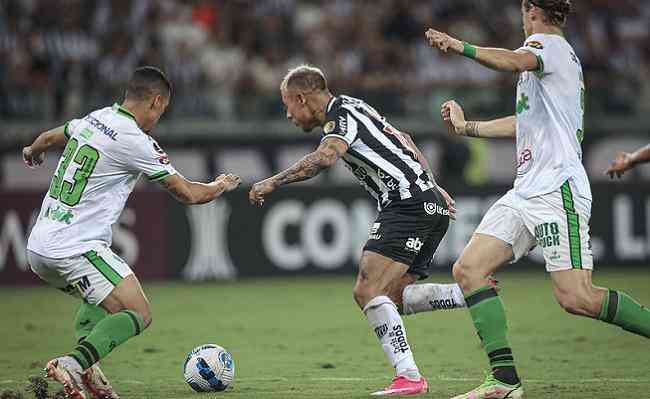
[452,260,472,290]
[352,284,368,308]
[352,282,380,309]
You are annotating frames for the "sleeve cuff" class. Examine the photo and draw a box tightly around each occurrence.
[64,122,71,139]
[321,133,353,146]
[147,170,174,182]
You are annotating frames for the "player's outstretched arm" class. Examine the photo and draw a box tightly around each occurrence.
[425,29,539,73]
[441,100,516,139]
[606,144,650,179]
[159,173,241,205]
[249,137,348,206]
[22,125,68,168]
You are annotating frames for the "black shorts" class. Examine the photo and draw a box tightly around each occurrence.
[363,188,450,280]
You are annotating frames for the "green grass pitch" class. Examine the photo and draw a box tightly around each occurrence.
[1,269,649,398]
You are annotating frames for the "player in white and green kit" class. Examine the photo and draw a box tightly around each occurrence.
[23,67,241,399]
[426,1,650,398]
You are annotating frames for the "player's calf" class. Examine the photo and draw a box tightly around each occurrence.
[551,269,650,338]
[553,284,603,318]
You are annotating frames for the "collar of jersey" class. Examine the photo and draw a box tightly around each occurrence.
[112,103,137,122]
[326,96,338,113]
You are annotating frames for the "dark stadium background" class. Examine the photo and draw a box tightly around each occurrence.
[1,0,649,282]
[1,2,650,399]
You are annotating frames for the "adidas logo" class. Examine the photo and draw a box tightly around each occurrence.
[405,237,423,253]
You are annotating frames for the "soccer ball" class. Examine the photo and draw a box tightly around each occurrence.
[183,344,235,392]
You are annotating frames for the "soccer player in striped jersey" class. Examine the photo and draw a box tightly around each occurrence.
[427,1,650,398]
[23,66,241,399]
[249,65,469,396]
[605,144,650,178]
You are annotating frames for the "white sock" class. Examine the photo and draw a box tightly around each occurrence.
[363,296,420,380]
[402,283,466,315]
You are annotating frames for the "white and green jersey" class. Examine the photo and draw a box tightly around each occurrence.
[513,33,591,200]
[27,103,176,258]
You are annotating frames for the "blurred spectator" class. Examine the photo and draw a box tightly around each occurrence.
[0,0,648,121]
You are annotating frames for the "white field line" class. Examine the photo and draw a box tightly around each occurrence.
[302,376,650,384]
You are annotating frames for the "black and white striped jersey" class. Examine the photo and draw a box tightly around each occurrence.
[321,95,435,210]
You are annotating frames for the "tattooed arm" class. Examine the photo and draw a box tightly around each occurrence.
[249,137,348,206]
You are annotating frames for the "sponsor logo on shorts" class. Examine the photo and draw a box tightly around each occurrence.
[429,298,458,310]
[369,222,381,240]
[74,276,94,297]
[424,202,449,216]
[405,237,423,253]
[535,222,560,248]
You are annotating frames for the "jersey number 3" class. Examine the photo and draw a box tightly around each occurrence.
[49,137,100,206]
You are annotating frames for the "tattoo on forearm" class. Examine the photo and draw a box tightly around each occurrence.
[465,122,480,137]
[275,143,343,186]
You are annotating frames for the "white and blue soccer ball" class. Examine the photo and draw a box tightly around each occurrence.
[183,344,235,392]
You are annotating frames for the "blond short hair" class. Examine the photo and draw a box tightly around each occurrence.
[281,65,328,93]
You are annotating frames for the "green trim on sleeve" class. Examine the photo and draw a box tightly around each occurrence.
[64,122,71,139]
[535,55,545,74]
[147,170,172,182]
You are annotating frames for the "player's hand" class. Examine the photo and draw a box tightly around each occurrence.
[249,178,276,207]
[436,185,457,220]
[215,174,242,192]
[605,152,635,179]
[425,28,463,53]
[22,146,44,169]
[441,100,467,136]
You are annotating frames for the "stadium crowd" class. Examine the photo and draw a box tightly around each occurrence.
[1,0,649,121]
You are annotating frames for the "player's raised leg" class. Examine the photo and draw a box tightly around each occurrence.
[32,246,149,399]
[452,233,524,399]
[353,251,428,396]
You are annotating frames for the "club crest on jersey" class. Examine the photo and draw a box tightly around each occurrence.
[158,154,170,165]
[323,120,336,134]
[526,40,543,50]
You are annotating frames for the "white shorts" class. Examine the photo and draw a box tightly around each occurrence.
[27,245,133,305]
[475,180,593,272]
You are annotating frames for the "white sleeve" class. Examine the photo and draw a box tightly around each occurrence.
[127,135,177,182]
[516,34,549,74]
[63,118,83,139]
